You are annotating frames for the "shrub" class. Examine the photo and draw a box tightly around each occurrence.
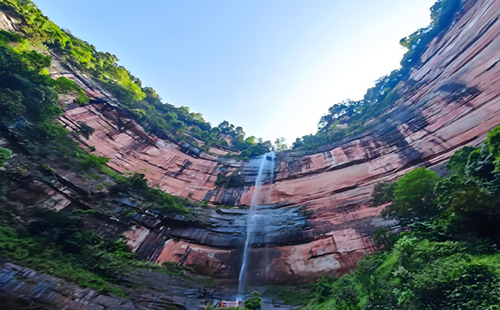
[315,275,335,302]
[0,147,12,167]
[244,291,262,310]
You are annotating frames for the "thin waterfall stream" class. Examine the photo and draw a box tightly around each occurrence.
[237,152,275,300]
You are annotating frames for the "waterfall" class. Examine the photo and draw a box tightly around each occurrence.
[237,152,275,299]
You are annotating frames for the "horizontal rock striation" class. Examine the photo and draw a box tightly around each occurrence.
[176,0,500,283]
[0,261,237,310]
[2,0,500,285]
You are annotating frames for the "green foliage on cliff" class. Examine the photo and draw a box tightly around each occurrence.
[113,172,190,214]
[0,0,273,158]
[53,76,89,104]
[400,0,462,74]
[0,205,206,294]
[0,8,192,217]
[0,19,86,144]
[0,147,12,166]
[0,210,131,296]
[303,125,500,309]
[292,0,463,152]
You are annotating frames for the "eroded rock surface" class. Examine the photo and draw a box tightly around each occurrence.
[0,261,239,310]
[2,0,500,287]
[102,0,500,284]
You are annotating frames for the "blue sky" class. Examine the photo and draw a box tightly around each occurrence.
[34,0,436,144]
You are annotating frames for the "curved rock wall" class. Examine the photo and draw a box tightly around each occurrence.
[61,104,220,200]
[9,0,500,284]
[178,0,500,283]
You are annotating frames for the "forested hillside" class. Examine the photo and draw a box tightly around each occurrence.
[0,0,211,295]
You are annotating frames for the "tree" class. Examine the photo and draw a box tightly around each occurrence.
[273,137,288,152]
[234,126,245,141]
[465,148,495,180]
[318,99,362,131]
[383,167,440,224]
[292,137,304,148]
[356,258,379,300]
[334,278,359,310]
[218,120,232,134]
[485,125,500,167]
[245,136,257,145]
[78,121,95,140]
[372,227,399,249]
[446,146,478,175]
[0,88,26,117]
[244,291,262,310]
[315,275,334,302]
[370,181,396,207]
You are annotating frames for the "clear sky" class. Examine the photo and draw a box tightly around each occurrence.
[34,0,436,144]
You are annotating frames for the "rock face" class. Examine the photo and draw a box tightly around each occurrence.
[3,0,500,286]
[60,103,220,201]
[0,261,237,310]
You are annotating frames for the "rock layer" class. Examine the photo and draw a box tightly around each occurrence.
[117,0,500,284]
[3,0,500,285]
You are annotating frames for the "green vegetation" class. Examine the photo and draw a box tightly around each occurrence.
[0,207,208,296]
[384,167,441,224]
[0,17,193,215]
[302,125,500,309]
[0,209,131,296]
[0,27,64,134]
[0,0,275,159]
[244,291,262,310]
[262,285,312,305]
[0,2,211,297]
[0,147,12,166]
[112,172,191,214]
[53,76,89,104]
[400,0,462,74]
[292,0,463,152]
[1,0,496,307]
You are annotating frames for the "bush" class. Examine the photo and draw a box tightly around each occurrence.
[52,76,89,104]
[314,275,335,302]
[244,291,262,310]
[447,146,478,175]
[78,121,94,139]
[0,209,137,295]
[0,147,12,167]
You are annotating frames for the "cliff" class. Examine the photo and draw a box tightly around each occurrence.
[2,0,500,287]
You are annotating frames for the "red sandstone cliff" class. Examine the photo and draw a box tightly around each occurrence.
[156,0,500,283]
[2,0,500,285]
